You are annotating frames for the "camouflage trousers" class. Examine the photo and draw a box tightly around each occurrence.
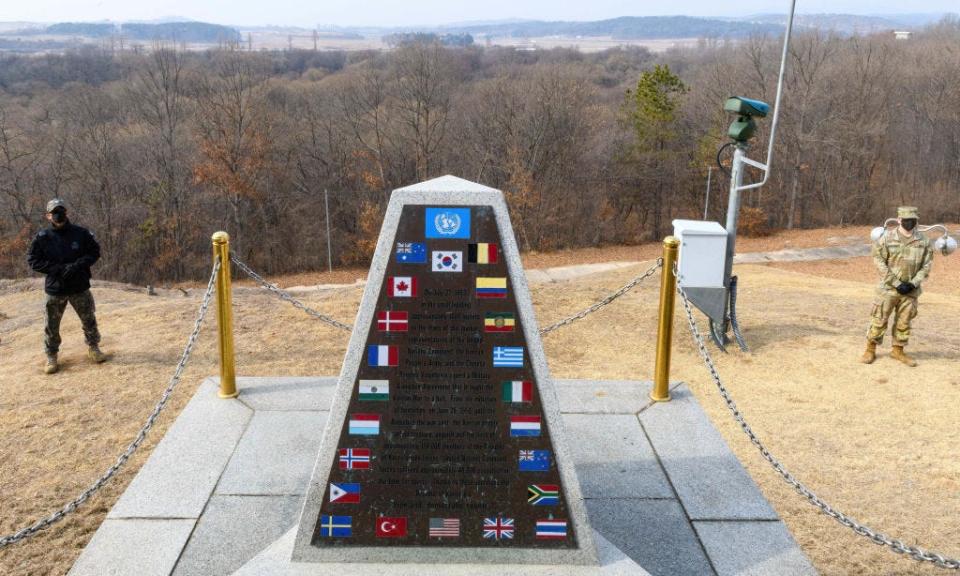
[44,289,100,355]
[866,291,918,345]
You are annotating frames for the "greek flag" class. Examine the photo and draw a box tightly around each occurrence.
[493,346,524,368]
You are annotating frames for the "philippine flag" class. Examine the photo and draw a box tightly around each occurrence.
[510,415,542,437]
[367,345,398,367]
[349,413,380,435]
[535,519,568,539]
[329,482,360,504]
[387,276,417,298]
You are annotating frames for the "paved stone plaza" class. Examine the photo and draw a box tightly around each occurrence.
[69,377,816,575]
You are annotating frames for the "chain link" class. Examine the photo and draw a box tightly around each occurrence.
[674,266,960,570]
[538,259,662,335]
[231,255,353,332]
[0,258,221,548]
[231,256,661,337]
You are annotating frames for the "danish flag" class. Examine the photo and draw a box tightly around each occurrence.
[377,310,409,332]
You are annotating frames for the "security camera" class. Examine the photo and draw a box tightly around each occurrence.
[724,96,770,142]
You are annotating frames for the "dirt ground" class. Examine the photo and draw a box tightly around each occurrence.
[1,227,958,575]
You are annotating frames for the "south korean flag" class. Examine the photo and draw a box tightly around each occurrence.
[432,251,462,272]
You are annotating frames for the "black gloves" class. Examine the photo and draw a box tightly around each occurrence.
[896,282,915,295]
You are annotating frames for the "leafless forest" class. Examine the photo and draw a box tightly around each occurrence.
[1,20,958,283]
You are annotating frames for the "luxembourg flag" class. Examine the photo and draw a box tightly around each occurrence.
[367,345,398,367]
[510,415,542,437]
[349,414,380,435]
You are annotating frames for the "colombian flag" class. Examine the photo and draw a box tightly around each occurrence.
[476,277,507,299]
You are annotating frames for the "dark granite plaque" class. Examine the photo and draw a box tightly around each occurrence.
[310,205,576,548]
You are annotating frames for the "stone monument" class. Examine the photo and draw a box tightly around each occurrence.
[292,176,598,565]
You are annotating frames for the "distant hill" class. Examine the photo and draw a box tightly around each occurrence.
[440,16,784,39]
[742,13,903,34]
[46,22,116,37]
[120,22,240,43]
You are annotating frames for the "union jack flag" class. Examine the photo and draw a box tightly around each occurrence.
[482,516,514,540]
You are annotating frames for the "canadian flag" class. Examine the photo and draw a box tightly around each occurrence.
[387,276,417,298]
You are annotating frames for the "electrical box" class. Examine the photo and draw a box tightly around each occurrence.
[672,220,728,288]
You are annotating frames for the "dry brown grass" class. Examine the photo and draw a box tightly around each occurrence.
[1,228,958,575]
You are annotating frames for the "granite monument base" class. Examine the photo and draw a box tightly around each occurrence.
[68,377,817,576]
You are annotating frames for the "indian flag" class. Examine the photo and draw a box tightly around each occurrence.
[502,381,533,403]
[359,380,389,401]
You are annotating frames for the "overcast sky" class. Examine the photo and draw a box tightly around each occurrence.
[2,0,955,27]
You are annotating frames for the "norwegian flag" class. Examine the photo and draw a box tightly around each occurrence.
[338,448,371,470]
[387,276,417,298]
[377,310,409,332]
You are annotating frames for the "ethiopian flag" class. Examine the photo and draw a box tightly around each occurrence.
[484,312,515,333]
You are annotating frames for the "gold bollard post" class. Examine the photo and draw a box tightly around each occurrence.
[651,236,680,402]
[212,232,238,399]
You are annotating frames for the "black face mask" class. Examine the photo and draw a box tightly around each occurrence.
[51,210,67,224]
[901,219,917,231]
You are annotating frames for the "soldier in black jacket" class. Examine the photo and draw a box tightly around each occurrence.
[27,199,107,374]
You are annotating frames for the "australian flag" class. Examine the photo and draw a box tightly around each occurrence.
[519,450,551,472]
[396,242,427,264]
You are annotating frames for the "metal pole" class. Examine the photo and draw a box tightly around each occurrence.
[723,145,747,295]
[212,231,238,399]
[704,166,712,220]
[324,188,333,273]
[652,236,680,402]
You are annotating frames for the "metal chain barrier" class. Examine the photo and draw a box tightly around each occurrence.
[674,267,960,570]
[231,256,662,337]
[230,255,353,332]
[0,258,221,549]
[538,259,662,335]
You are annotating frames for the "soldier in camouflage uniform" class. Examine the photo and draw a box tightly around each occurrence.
[860,206,933,367]
[27,199,107,374]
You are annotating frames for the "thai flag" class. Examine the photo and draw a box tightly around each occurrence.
[367,345,398,367]
[536,519,568,539]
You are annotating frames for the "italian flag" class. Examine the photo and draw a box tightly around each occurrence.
[502,380,533,403]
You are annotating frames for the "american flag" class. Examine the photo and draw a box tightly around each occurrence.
[428,517,460,538]
[483,516,514,540]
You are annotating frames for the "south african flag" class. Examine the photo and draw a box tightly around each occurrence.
[527,484,560,506]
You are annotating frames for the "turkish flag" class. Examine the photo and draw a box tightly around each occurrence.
[375,516,408,538]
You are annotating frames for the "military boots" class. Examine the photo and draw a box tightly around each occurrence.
[44,354,58,374]
[890,344,917,367]
[859,341,877,364]
[87,345,107,363]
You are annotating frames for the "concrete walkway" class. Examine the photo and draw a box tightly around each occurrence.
[69,378,816,576]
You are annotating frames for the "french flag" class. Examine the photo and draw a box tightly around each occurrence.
[367,345,399,367]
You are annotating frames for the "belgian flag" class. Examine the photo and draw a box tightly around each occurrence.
[468,243,498,264]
